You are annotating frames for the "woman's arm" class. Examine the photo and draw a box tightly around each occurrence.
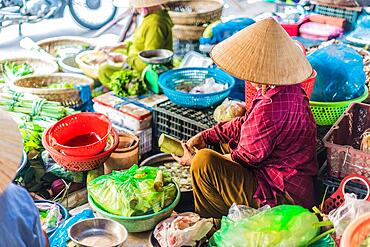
[201,116,246,145]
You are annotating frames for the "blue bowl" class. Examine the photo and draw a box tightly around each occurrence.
[159,68,235,109]
[35,200,69,237]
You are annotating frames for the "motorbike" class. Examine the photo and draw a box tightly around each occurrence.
[0,0,117,34]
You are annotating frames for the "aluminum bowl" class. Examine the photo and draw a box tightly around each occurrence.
[138,49,173,64]
[68,218,128,247]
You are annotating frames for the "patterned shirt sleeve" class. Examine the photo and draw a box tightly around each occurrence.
[201,116,245,145]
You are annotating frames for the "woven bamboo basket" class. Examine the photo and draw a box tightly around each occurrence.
[11,73,94,106]
[0,56,58,82]
[37,36,94,57]
[167,0,223,26]
[173,24,206,40]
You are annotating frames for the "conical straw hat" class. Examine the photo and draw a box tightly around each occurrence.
[129,0,169,8]
[210,17,312,86]
[0,109,23,194]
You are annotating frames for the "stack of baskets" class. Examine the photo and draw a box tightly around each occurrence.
[42,113,119,172]
[167,0,224,41]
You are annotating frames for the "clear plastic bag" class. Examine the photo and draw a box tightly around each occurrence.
[88,165,177,217]
[308,44,366,102]
[213,99,246,123]
[209,205,320,247]
[328,193,370,237]
[154,212,213,247]
[227,203,270,221]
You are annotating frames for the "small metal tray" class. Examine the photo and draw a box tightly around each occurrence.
[138,49,174,64]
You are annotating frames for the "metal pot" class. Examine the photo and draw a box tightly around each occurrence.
[68,218,128,247]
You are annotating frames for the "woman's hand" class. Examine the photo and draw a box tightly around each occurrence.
[187,132,207,151]
[107,53,126,63]
[171,142,195,166]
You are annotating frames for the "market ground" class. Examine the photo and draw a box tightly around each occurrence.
[0,0,274,54]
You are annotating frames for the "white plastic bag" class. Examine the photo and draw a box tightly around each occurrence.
[328,193,370,236]
[154,212,213,247]
[227,203,270,221]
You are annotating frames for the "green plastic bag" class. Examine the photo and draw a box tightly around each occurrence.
[88,165,177,217]
[209,205,320,247]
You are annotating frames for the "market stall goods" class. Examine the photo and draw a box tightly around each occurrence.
[159,67,234,109]
[110,69,147,97]
[361,128,370,152]
[213,98,245,122]
[35,200,68,236]
[104,132,139,174]
[0,56,58,84]
[88,165,177,217]
[68,218,128,247]
[48,112,112,157]
[88,165,180,232]
[36,36,93,58]
[11,73,94,107]
[154,212,213,247]
[159,161,192,192]
[158,134,184,157]
[210,205,320,247]
[0,89,76,153]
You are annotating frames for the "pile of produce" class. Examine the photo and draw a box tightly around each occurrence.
[88,165,177,217]
[159,162,192,191]
[176,77,227,94]
[361,128,370,152]
[173,6,194,12]
[0,61,33,83]
[0,89,76,152]
[54,44,91,58]
[110,70,147,97]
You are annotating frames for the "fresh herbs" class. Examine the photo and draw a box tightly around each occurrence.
[110,70,147,97]
[0,61,33,83]
[0,89,76,152]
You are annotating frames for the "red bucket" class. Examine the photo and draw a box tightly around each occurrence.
[49,112,112,157]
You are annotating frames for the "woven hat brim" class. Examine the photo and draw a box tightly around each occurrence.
[210,18,313,86]
[130,0,169,8]
[0,109,23,194]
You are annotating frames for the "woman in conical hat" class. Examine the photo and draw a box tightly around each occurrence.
[173,18,318,219]
[98,0,173,88]
[0,109,49,246]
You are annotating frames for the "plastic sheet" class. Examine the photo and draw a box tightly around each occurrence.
[308,44,366,102]
[88,165,177,217]
[210,205,320,247]
[328,193,370,237]
[49,209,94,247]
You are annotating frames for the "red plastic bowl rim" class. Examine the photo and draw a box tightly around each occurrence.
[42,127,119,161]
[49,112,112,151]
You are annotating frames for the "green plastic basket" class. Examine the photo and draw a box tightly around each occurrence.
[310,86,369,126]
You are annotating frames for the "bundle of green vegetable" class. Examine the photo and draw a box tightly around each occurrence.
[88,165,177,217]
[110,70,147,97]
[0,61,33,83]
[0,89,76,152]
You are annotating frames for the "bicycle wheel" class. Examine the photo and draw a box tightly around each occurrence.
[69,0,117,30]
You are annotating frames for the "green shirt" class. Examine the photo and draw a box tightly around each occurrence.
[126,10,173,73]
